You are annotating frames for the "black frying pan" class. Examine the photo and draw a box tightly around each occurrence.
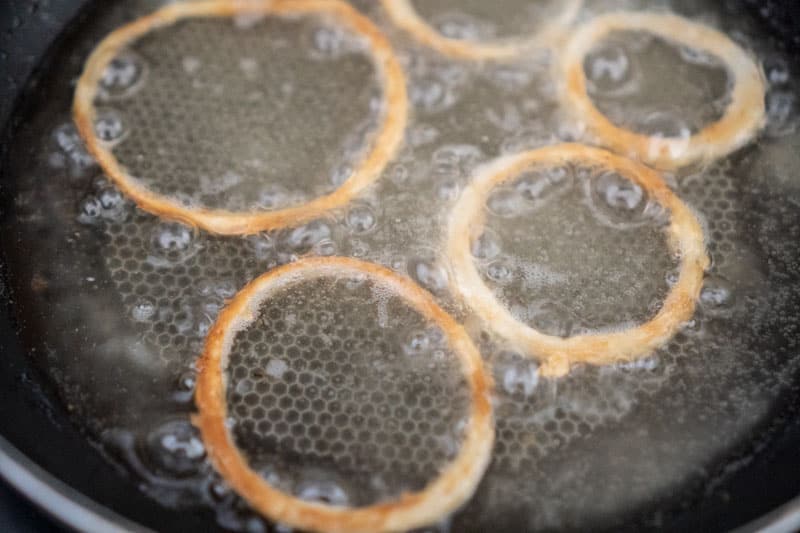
[1,1,800,531]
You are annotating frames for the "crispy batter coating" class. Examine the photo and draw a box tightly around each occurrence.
[446,144,709,377]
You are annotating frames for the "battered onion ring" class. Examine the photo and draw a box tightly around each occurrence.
[446,144,709,378]
[380,0,583,61]
[560,12,766,170]
[74,0,408,235]
[194,256,494,533]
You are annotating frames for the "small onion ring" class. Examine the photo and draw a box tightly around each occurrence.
[74,0,408,235]
[446,144,709,378]
[380,0,583,61]
[194,256,495,533]
[560,12,766,170]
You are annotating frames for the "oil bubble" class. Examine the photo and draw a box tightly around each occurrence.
[589,170,653,227]
[387,163,410,187]
[346,204,377,233]
[471,230,501,261]
[493,351,539,398]
[347,238,370,258]
[78,187,129,225]
[515,166,572,203]
[173,370,198,404]
[177,371,197,393]
[678,44,718,67]
[54,124,95,169]
[296,477,350,506]
[437,179,460,201]
[403,330,431,357]
[266,359,289,379]
[408,257,448,293]
[700,276,735,311]
[764,56,790,85]
[432,144,484,176]
[765,90,796,137]
[330,164,352,187]
[182,56,201,75]
[77,196,103,225]
[640,110,691,140]
[486,260,514,284]
[245,234,275,260]
[595,171,644,212]
[585,43,634,96]
[100,52,145,97]
[153,223,193,253]
[139,419,206,479]
[283,220,332,254]
[98,187,124,210]
[313,239,337,257]
[433,12,494,41]
[132,299,156,322]
[94,110,126,143]
[309,25,356,60]
[411,78,457,113]
[149,222,197,266]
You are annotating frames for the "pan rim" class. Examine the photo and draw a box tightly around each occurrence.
[0,434,150,533]
[1,0,799,531]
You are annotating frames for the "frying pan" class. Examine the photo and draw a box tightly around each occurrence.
[1,0,799,531]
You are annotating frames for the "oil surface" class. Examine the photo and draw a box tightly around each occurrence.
[3,0,800,531]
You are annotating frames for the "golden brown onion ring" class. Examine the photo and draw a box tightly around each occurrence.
[446,144,709,377]
[194,256,495,533]
[74,0,408,235]
[560,12,766,169]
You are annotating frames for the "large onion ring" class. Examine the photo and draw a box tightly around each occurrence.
[446,144,709,377]
[74,0,408,235]
[194,256,495,533]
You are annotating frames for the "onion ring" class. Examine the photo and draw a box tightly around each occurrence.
[74,0,408,235]
[446,144,709,378]
[380,0,583,61]
[194,256,494,533]
[560,12,766,169]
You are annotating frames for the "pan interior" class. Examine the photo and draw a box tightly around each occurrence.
[2,0,800,531]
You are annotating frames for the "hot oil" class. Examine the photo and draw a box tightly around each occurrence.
[226,277,470,508]
[3,0,800,531]
[409,0,565,41]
